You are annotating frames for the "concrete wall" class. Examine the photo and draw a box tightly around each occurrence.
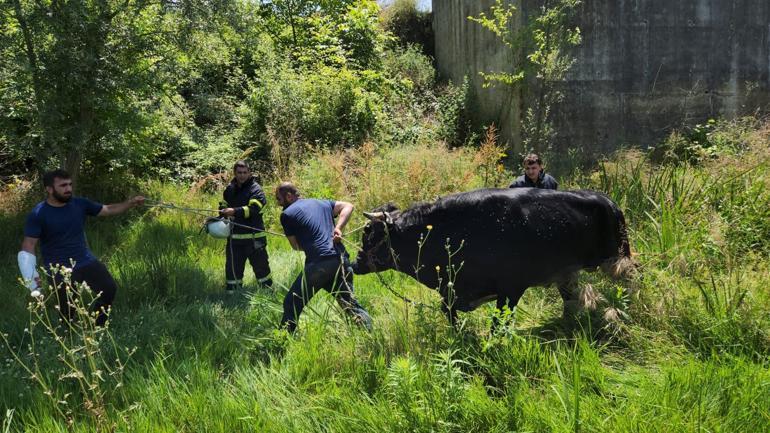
[433,0,770,154]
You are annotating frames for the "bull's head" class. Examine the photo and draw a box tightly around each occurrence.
[352,204,400,275]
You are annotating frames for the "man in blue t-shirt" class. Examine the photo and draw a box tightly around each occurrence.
[275,182,372,333]
[19,169,145,326]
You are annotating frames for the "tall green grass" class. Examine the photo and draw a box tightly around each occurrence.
[1,122,769,431]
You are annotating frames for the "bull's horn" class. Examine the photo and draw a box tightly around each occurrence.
[363,211,384,221]
[363,211,393,224]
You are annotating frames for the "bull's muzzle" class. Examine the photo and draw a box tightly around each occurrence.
[350,260,362,274]
[350,259,371,275]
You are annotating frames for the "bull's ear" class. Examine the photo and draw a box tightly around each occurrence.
[363,211,393,224]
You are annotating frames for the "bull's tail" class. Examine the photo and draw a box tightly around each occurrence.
[602,206,637,280]
[616,207,631,259]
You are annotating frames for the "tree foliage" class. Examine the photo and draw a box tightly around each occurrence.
[380,0,434,58]
[0,0,435,184]
[469,0,582,153]
[0,0,184,181]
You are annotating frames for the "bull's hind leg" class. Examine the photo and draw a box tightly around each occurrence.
[558,272,602,319]
[557,272,581,318]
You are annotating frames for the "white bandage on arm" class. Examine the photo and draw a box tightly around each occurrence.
[17,251,41,295]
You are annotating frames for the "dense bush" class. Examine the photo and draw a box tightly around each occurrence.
[436,77,477,147]
[241,65,382,156]
[649,117,760,166]
[381,45,435,95]
[0,0,406,183]
[380,0,435,57]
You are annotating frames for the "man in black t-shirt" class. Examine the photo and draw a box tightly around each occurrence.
[275,182,372,333]
[509,153,558,189]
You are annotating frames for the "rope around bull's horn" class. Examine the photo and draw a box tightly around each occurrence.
[337,228,439,310]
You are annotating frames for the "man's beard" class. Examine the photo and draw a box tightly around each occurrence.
[52,190,72,203]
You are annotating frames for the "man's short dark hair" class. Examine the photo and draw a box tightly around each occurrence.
[523,153,542,166]
[276,182,299,197]
[233,160,249,171]
[42,169,71,188]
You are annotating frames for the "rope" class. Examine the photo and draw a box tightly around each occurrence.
[337,235,363,252]
[142,199,286,237]
[374,272,417,305]
[344,223,368,236]
[142,199,220,215]
[143,199,364,240]
[143,198,431,307]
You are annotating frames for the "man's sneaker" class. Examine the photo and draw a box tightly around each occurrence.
[352,310,373,331]
[225,283,240,293]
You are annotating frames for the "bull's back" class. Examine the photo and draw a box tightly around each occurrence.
[431,189,625,272]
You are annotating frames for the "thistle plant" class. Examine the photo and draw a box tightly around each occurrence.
[1,265,135,428]
[440,237,465,314]
[412,224,434,279]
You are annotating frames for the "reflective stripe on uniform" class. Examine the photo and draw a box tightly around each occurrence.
[242,206,250,219]
[230,232,267,240]
[258,275,272,283]
[226,279,242,284]
[249,199,263,209]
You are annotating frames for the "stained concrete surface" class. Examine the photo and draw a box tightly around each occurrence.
[433,0,770,154]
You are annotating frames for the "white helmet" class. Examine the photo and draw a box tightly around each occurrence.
[204,218,231,239]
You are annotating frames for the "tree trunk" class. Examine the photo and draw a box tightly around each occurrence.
[508,0,525,155]
[11,0,49,162]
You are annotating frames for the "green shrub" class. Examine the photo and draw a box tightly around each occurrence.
[380,0,434,56]
[382,44,435,95]
[436,77,476,147]
[649,117,759,166]
[241,65,382,156]
[339,0,387,70]
[185,128,243,176]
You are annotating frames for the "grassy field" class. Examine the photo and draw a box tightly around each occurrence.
[1,121,769,432]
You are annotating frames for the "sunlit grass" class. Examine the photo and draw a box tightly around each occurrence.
[1,125,769,431]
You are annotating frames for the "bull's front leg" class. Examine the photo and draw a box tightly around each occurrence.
[492,288,525,333]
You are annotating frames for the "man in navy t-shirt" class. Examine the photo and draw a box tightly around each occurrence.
[275,182,372,333]
[20,169,144,326]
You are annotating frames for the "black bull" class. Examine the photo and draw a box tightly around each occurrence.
[352,188,634,321]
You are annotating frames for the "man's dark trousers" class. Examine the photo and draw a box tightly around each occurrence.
[225,238,272,289]
[281,254,371,332]
[51,261,117,326]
